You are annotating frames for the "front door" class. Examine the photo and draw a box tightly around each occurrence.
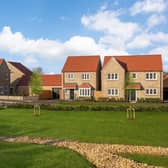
[70,89,74,100]
[129,89,136,102]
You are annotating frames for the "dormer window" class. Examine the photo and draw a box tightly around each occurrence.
[107,73,118,80]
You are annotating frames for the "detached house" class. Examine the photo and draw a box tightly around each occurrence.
[102,55,163,101]
[62,56,101,100]
[0,58,10,95]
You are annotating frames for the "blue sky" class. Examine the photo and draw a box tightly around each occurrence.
[0,0,168,73]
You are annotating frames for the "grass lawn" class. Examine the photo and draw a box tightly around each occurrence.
[0,108,168,146]
[0,141,94,168]
[119,153,168,168]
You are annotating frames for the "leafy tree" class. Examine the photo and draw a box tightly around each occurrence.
[30,71,42,96]
[32,67,43,74]
[125,72,135,101]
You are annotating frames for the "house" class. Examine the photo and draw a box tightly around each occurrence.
[40,74,62,99]
[7,61,32,96]
[163,74,168,100]
[102,55,163,101]
[0,58,10,95]
[62,55,101,100]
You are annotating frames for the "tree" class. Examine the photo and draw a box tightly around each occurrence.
[29,71,42,96]
[32,67,43,74]
[125,72,134,102]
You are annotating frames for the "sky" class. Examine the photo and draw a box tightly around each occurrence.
[0,0,168,73]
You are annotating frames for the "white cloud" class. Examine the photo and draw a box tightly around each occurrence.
[81,9,140,41]
[127,33,151,49]
[147,14,166,29]
[127,32,168,49]
[150,46,168,72]
[130,0,167,15]
[0,26,129,71]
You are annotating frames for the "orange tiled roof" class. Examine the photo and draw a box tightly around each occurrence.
[103,54,162,72]
[79,83,93,88]
[63,83,78,89]
[62,55,101,72]
[41,74,62,86]
[126,83,143,90]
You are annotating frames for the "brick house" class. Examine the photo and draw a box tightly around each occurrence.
[40,74,62,99]
[7,61,32,96]
[102,54,163,101]
[0,58,10,95]
[62,56,101,100]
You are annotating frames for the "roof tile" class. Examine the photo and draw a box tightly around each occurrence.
[41,74,62,86]
[62,55,101,72]
[103,54,162,72]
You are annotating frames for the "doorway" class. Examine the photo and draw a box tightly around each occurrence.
[70,89,74,100]
[129,89,136,102]
[52,88,60,99]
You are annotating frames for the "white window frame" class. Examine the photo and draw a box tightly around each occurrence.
[145,88,158,95]
[79,88,91,97]
[145,72,157,80]
[108,88,119,96]
[67,73,74,80]
[82,73,90,80]
[107,73,119,80]
[132,73,137,79]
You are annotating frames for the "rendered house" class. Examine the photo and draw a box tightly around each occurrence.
[7,61,32,96]
[62,56,101,100]
[102,55,163,101]
[40,74,62,99]
[0,58,10,95]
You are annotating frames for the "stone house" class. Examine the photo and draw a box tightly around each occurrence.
[62,56,102,100]
[0,58,10,95]
[102,55,163,101]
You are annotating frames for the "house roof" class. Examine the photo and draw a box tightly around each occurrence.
[8,61,32,75]
[126,83,143,90]
[79,83,93,88]
[41,74,62,86]
[8,61,32,86]
[103,54,162,72]
[62,55,101,72]
[63,83,78,89]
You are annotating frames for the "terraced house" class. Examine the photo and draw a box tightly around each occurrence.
[62,56,101,100]
[101,55,163,101]
[0,58,10,95]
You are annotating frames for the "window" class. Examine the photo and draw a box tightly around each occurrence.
[107,73,118,80]
[79,88,91,97]
[132,73,137,79]
[146,72,157,80]
[108,88,119,96]
[67,73,74,80]
[145,88,158,95]
[82,73,90,80]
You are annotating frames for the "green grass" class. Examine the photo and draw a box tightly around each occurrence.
[0,141,94,168]
[0,108,168,146]
[119,153,168,168]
